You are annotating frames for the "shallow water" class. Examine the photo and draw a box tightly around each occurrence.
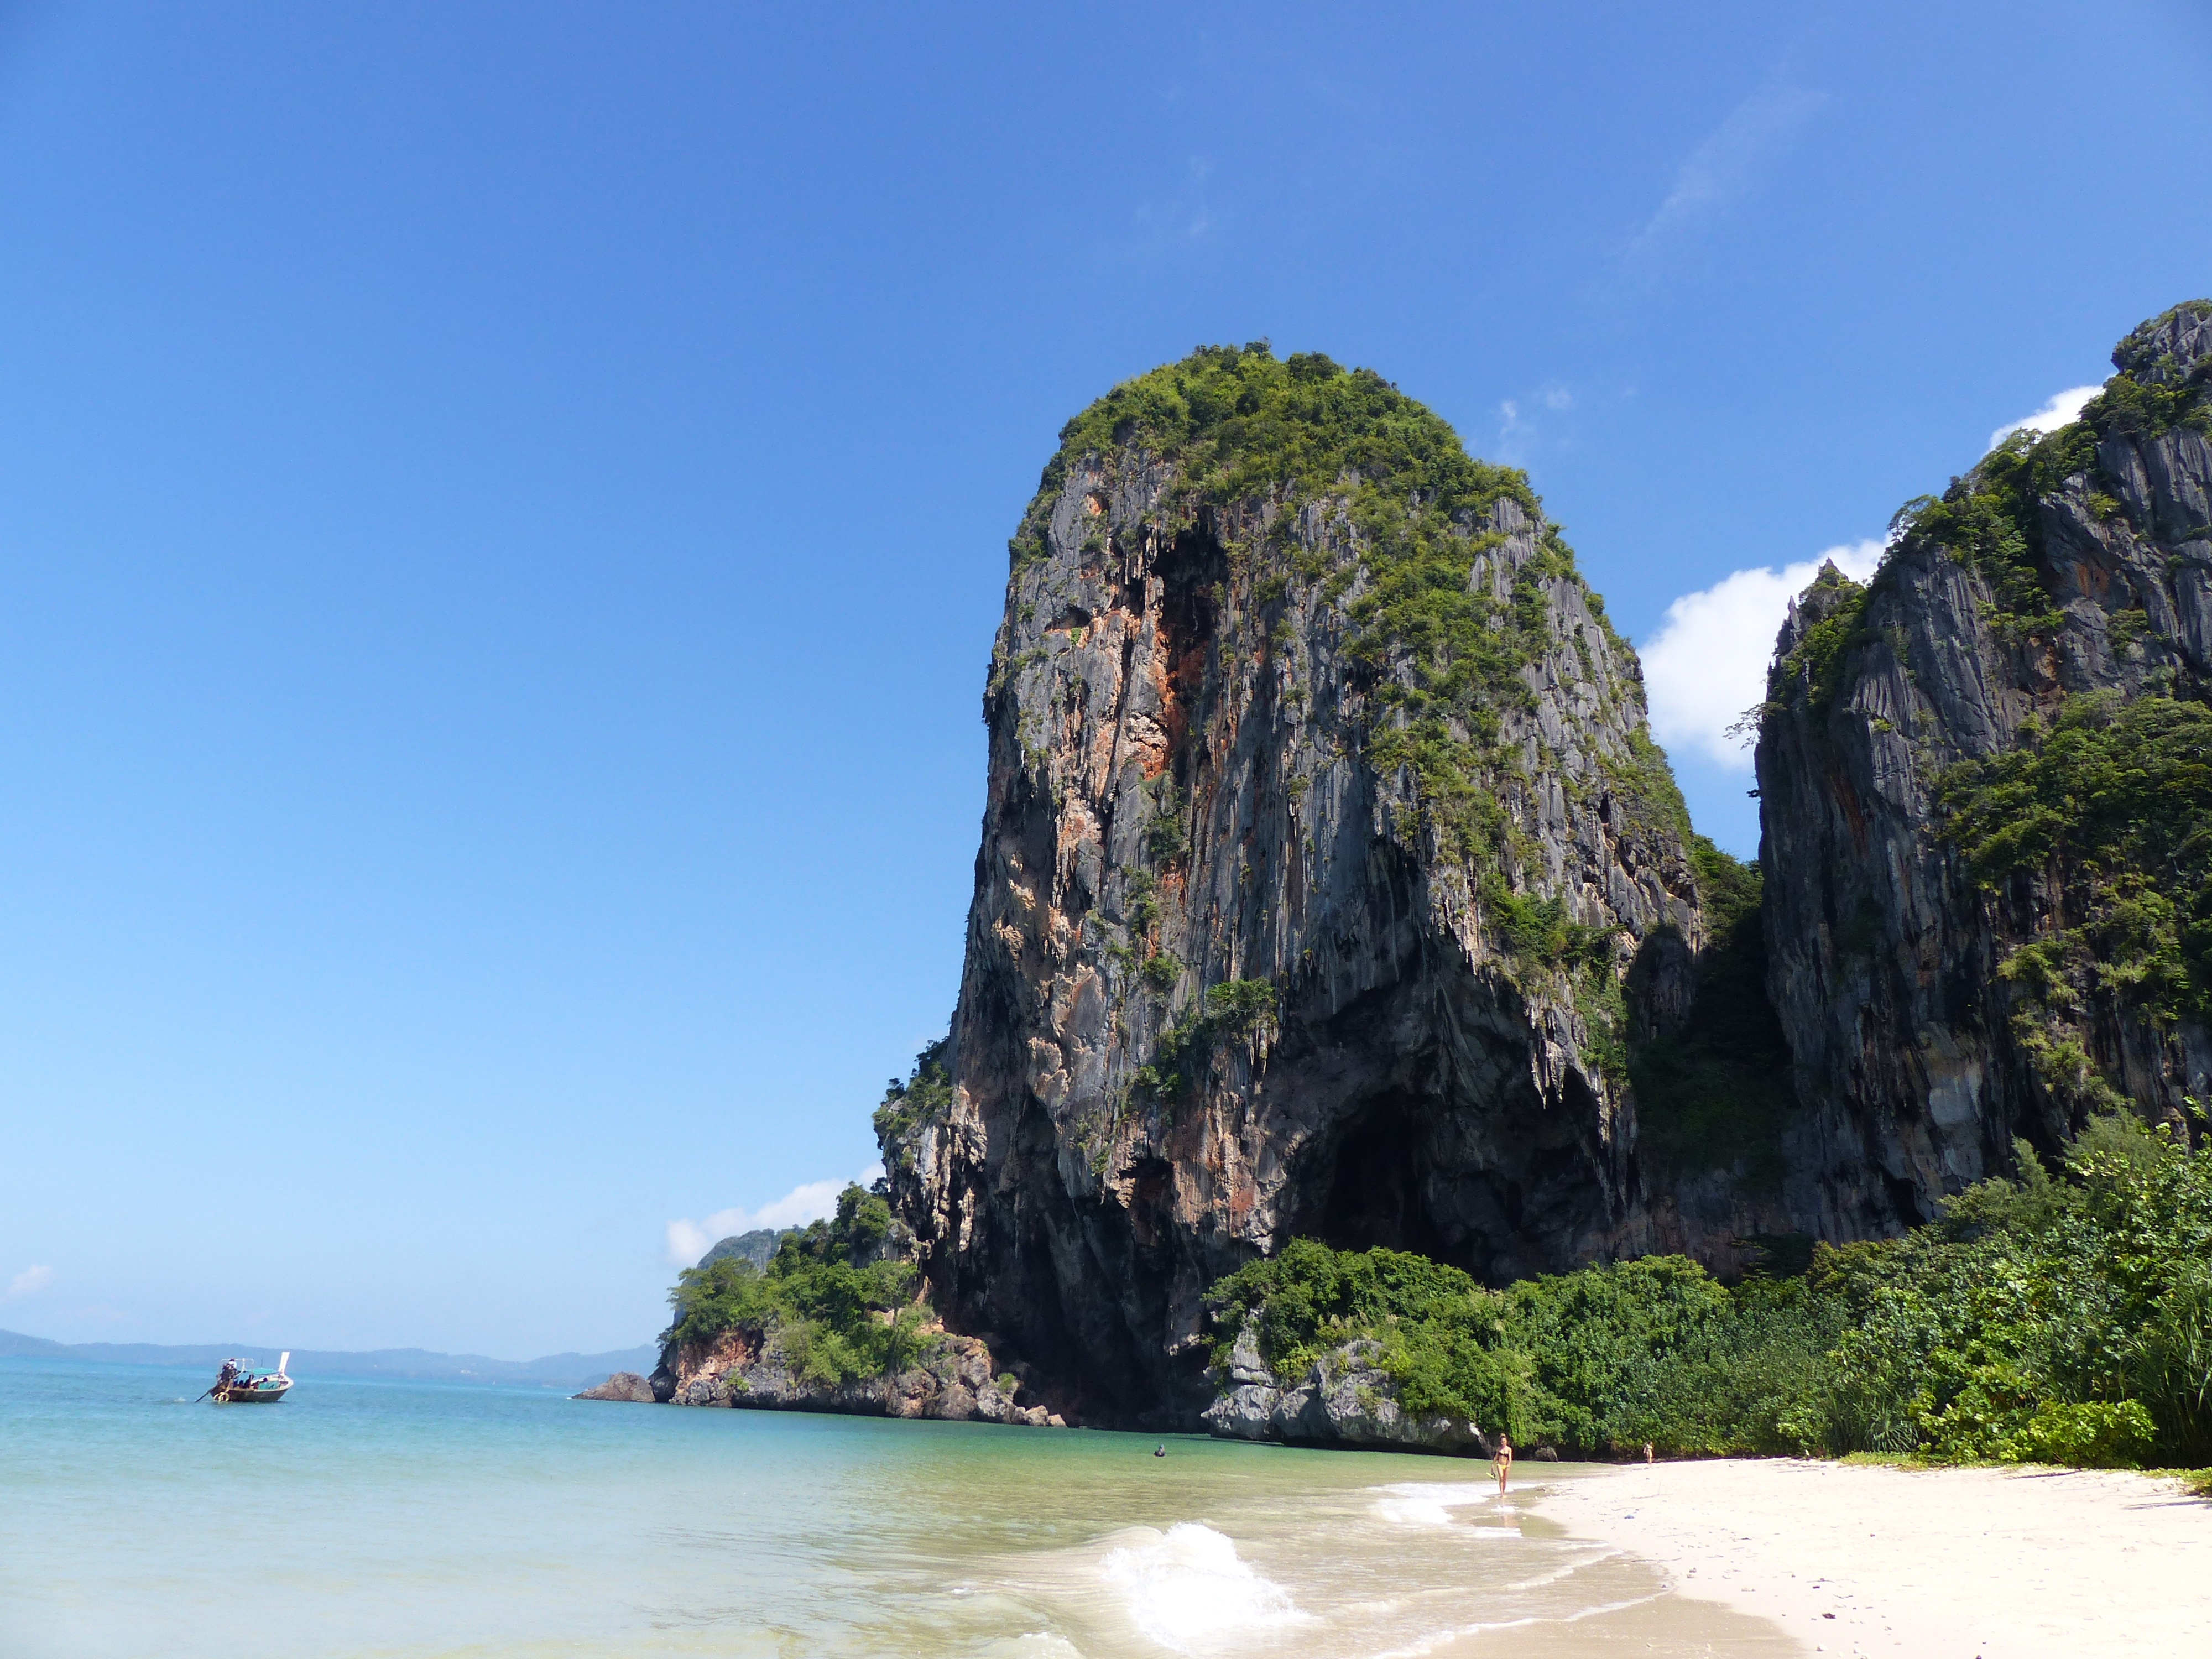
[0,1357,1793,1656]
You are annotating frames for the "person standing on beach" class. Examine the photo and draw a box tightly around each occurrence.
[1493,1434,1513,1494]
[1643,1441,1653,1464]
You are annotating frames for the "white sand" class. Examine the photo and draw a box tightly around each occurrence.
[1530,1458,2211,1657]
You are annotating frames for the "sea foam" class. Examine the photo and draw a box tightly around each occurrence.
[974,1635,1084,1658]
[1098,1522,1309,1653]
[1369,1480,1503,1528]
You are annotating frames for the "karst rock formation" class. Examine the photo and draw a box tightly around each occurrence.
[1756,300,2212,1229]
[877,306,2212,1425]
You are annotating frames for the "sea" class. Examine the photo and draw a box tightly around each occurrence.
[0,1355,1792,1657]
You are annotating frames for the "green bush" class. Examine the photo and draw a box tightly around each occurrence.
[1202,978,1278,1038]
[1207,1240,1843,1453]
[662,1183,932,1387]
[1207,1238,1536,1435]
[1131,977,1282,1104]
[1206,1110,2212,1468]
[2005,1400,2158,1468]
[873,1039,954,1152]
[1143,785,1188,863]
[1768,562,1874,718]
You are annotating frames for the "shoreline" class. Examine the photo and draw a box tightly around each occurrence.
[1526,1457,2210,1657]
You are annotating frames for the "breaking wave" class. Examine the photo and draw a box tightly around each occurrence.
[1369,1480,1505,1528]
[1098,1521,1311,1653]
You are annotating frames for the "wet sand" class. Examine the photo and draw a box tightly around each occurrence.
[1530,1458,2211,1657]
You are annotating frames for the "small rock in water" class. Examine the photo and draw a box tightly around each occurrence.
[573,1371,656,1402]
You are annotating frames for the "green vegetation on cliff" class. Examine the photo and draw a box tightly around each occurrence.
[663,1184,935,1386]
[1761,302,2212,1121]
[873,1039,953,1170]
[1890,311,2212,1089]
[1629,838,1796,1181]
[1938,692,2212,1104]
[1773,299,2212,709]
[1014,339,1686,898]
[1898,300,2208,630]
[1210,1110,2212,1468]
[1131,977,1280,1104]
[1767,560,1875,718]
[2104,298,2212,439]
[1016,343,1541,583]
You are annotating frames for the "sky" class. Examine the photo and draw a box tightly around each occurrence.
[2,2,2208,1358]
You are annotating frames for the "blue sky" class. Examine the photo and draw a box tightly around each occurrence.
[3,2,2207,1357]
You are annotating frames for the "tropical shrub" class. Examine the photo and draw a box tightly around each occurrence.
[1207,1109,2212,1469]
[662,1183,932,1386]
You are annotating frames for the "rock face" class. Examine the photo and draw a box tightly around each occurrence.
[881,347,1740,1426]
[650,1327,1063,1426]
[1200,1327,1493,1455]
[1755,301,2212,1229]
[574,1370,656,1402]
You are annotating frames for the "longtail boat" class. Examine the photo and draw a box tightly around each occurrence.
[207,1353,292,1404]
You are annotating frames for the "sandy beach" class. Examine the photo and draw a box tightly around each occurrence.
[1531,1458,2211,1657]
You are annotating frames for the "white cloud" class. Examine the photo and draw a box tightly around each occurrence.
[1494,385,1575,466]
[4,1265,53,1301]
[1988,385,2101,454]
[1491,400,1529,465]
[664,1174,877,1268]
[1631,82,1827,253]
[1642,540,1884,769]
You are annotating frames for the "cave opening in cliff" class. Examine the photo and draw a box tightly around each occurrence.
[1301,1092,1453,1261]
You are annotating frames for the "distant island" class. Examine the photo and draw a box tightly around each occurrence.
[0,1327,658,1391]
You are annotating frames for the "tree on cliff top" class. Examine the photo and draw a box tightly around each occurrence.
[663,1182,929,1386]
[1009,340,1690,938]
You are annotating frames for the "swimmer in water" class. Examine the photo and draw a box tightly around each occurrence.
[1493,1434,1514,1494]
[1154,1444,1166,1458]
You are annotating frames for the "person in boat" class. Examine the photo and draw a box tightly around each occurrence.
[215,1360,238,1394]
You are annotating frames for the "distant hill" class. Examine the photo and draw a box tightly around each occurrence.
[0,1329,659,1390]
[698,1227,794,1271]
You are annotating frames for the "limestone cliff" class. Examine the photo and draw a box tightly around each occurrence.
[1755,301,2212,1229]
[880,346,1730,1425]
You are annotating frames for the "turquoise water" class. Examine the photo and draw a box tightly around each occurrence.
[1,1357,1789,1657]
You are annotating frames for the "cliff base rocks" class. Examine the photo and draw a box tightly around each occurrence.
[651,1181,1072,1427]
[651,1327,1064,1426]
[1201,1329,1494,1455]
